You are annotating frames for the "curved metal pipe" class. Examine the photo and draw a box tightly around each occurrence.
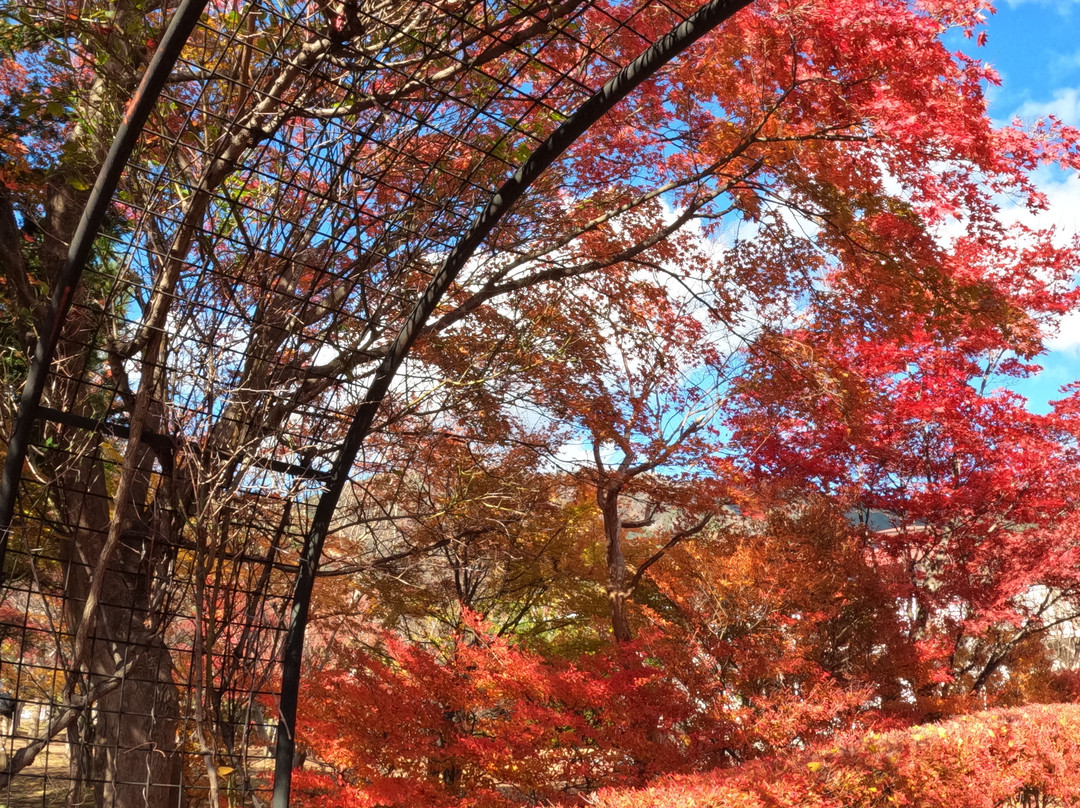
[0,0,210,573]
[271,0,755,803]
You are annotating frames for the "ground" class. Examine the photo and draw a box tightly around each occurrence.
[1,735,72,808]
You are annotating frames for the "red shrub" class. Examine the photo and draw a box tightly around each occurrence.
[589,704,1080,808]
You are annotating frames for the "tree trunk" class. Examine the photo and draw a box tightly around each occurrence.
[599,486,633,644]
[60,443,184,807]
[90,636,183,807]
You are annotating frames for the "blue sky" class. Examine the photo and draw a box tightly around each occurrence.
[968,1,1080,412]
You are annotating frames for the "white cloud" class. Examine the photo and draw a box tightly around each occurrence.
[994,170,1080,351]
[1009,166,1080,232]
[994,86,1080,352]
[1013,87,1080,125]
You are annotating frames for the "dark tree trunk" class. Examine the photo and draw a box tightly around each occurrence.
[599,485,632,644]
[59,436,184,807]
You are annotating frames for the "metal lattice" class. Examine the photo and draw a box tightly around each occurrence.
[0,0,750,804]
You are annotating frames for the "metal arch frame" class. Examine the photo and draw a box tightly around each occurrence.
[270,1,754,802]
[0,0,755,802]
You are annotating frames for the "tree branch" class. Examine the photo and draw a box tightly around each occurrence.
[627,513,713,595]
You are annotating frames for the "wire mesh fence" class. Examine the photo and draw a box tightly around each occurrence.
[0,0,736,803]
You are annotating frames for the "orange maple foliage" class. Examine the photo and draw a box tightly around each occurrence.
[589,703,1080,808]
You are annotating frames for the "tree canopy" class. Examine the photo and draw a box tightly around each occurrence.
[0,0,1078,806]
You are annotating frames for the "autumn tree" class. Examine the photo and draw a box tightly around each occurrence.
[531,269,735,643]
[728,287,1080,717]
[323,425,602,646]
[0,0,1079,806]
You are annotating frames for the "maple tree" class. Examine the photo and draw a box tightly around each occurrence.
[511,254,737,643]
[323,426,601,643]
[0,0,1078,805]
[727,304,1080,718]
[292,609,876,807]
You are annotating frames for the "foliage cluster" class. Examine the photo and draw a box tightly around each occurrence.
[591,704,1080,808]
[291,614,871,807]
[2,0,1080,805]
